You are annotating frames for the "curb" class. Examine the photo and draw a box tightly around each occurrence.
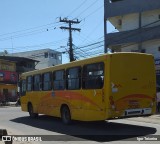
[127,114,160,125]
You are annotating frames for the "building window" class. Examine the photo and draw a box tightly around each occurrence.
[66,67,81,90]
[50,53,56,59]
[53,70,65,90]
[82,62,104,89]
[58,55,62,60]
[33,74,41,91]
[27,76,32,91]
[42,72,52,91]
[44,52,48,58]
[27,63,33,68]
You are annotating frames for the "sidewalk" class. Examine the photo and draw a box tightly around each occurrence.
[127,113,160,124]
[0,102,18,107]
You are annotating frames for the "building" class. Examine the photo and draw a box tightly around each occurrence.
[10,49,62,69]
[0,59,18,102]
[0,56,38,73]
[104,0,160,92]
[0,57,38,103]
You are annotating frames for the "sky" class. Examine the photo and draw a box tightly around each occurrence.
[0,0,114,63]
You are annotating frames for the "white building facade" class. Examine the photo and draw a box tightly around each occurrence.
[10,49,62,70]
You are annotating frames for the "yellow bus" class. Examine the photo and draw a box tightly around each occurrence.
[20,53,156,124]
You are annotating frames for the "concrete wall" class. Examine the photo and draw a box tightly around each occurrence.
[122,13,139,31]
[105,0,160,18]
[109,9,160,32]
[142,9,160,28]
[121,39,160,59]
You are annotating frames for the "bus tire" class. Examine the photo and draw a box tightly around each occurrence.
[61,105,71,124]
[28,103,38,118]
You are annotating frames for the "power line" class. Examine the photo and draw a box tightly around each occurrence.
[76,0,99,18]
[81,4,103,21]
[8,17,158,57]
[0,22,64,42]
[106,19,160,47]
[67,0,88,17]
[77,40,103,49]
[0,38,68,52]
[75,43,104,59]
[0,25,61,42]
[75,32,98,45]
[80,19,104,44]
[0,22,60,38]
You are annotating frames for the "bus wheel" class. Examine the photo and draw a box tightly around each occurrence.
[61,106,71,124]
[28,104,38,118]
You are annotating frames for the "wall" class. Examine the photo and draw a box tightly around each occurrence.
[122,13,139,31]
[121,39,160,59]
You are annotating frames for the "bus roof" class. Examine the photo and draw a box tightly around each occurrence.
[21,52,153,77]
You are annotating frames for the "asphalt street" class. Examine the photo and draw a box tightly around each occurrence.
[0,106,160,144]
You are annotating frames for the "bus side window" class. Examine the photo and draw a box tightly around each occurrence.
[27,76,33,91]
[33,74,41,91]
[53,70,65,90]
[42,72,52,91]
[82,62,104,89]
[20,80,26,96]
[66,67,81,90]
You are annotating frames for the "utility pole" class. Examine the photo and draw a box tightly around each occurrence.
[60,17,81,62]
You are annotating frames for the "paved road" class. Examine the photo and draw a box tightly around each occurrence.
[0,106,160,144]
